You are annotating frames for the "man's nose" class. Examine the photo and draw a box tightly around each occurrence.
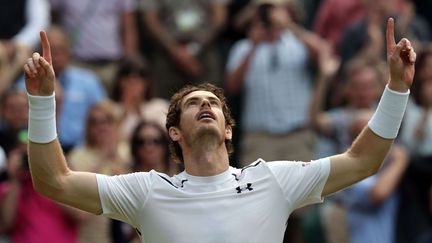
[201,99,211,108]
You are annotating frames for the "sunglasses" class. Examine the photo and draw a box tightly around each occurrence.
[136,137,164,146]
[89,116,114,125]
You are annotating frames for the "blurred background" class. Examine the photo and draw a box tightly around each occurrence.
[0,0,431,242]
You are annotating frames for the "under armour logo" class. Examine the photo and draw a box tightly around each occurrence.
[236,183,253,193]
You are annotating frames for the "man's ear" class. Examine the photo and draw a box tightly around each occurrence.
[225,125,233,140]
[169,127,181,141]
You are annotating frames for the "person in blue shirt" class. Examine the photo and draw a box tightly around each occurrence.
[17,25,106,153]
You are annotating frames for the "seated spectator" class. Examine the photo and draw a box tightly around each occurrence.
[398,45,432,243]
[17,25,107,153]
[310,57,386,155]
[111,58,169,140]
[0,149,79,243]
[112,121,176,243]
[68,100,130,243]
[340,111,409,243]
[0,90,28,155]
[131,121,177,175]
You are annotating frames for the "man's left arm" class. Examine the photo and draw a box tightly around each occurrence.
[322,18,416,196]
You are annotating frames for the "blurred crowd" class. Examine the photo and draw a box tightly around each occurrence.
[0,0,431,242]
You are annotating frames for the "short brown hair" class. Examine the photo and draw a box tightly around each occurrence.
[165,83,235,163]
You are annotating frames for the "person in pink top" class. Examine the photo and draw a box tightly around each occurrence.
[0,149,79,243]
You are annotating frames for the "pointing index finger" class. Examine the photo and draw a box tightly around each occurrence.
[386,18,396,55]
[40,31,52,65]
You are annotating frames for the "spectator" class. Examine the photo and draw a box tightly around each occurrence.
[340,111,409,243]
[18,25,106,153]
[0,149,79,243]
[112,121,176,243]
[312,0,365,55]
[50,0,139,92]
[0,90,28,155]
[226,0,331,165]
[398,45,432,243]
[310,57,386,156]
[141,0,229,99]
[0,0,50,96]
[67,100,130,243]
[111,58,169,140]
[131,121,177,175]
[339,0,430,66]
[226,2,336,242]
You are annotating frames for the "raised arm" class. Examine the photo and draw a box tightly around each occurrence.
[322,18,416,196]
[24,32,102,214]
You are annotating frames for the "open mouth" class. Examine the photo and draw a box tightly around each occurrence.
[197,110,216,121]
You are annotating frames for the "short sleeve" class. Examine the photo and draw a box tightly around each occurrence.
[226,40,252,73]
[268,158,331,209]
[96,172,153,227]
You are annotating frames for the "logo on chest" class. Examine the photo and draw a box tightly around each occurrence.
[235,183,253,193]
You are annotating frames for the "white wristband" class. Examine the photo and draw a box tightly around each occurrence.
[368,85,410,139]
[28,93,57,143]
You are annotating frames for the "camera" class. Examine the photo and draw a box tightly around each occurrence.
[258,3,274,28]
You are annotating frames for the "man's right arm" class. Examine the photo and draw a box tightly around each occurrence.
[25,31,102,215]
[29,140,102,214]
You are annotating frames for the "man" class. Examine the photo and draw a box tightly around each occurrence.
[141,0,228,99]
[23,18,415,242]
[226,2,330,166]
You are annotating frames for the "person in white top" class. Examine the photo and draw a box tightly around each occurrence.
[22,18,416,243]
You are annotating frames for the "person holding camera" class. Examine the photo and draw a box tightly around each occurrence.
[0,148,80,243]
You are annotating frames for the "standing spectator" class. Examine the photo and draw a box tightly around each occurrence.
[339,0,430,66]
[226,1,330,165]
[312,0,365,55]
[111,58,169,140]
[50,0,139,93]
[18,26,106,153]
[141,0,229,99]
[0,0,50,96]
[68,100,130,243]
[226,2,335,242]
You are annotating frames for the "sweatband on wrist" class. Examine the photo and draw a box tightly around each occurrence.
[28,93,57,143]
[368,85,410,139]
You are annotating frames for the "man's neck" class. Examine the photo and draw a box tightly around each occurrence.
[182,145,230,177]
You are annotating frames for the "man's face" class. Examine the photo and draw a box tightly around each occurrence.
[172,90,231,146]
[48,30,70,74]
[347,68,381,108]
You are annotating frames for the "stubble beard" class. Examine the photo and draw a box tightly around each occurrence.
[186,124,223,150]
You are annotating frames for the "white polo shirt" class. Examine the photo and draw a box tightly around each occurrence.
[96,158,330,243]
